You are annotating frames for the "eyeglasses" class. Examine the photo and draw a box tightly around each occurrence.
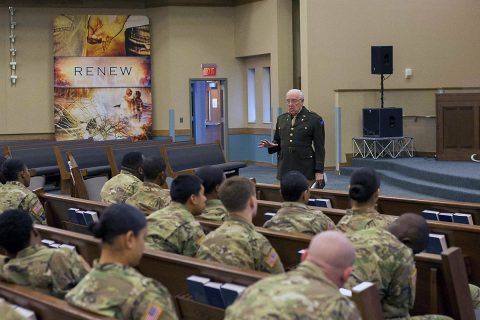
[286,99,302,104]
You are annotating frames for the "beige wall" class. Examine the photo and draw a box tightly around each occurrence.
[0,6,243,135]
[301,0,480,165]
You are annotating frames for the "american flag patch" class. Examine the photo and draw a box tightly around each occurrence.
[264,249,278,268]
[32,202,43,215]
[143,304,163,320]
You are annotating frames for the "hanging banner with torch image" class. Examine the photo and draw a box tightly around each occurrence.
[53,15,152,141]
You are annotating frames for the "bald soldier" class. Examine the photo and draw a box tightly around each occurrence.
[126,156,171,215]
[263,171,336,235]
[337,167,395,234]
[225,231,360,319]
[196,166,227,221]
[145,175,206,257]
[101,151,144,204]
[196,177,284,274]
[0,159,46,224]
[0,209,89,298]
[346,213,453,320]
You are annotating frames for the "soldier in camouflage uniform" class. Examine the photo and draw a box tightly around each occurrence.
[195,166,227,221]
[346,213,454,320]
[66,204,178,320]
[0,209,88,298]
[337,167,394,234]
[263,171,336,234]
[0,159,45,224]
[225,231,359,319]
[196,177,284,274]
[126,156,170,215]
[146,175,206,257]
[101,152,144,204]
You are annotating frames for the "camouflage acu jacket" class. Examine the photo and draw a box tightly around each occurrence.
[196,215,284,274]
[0,181,46,224]
[100,170,142,204]
[125,182,171,215]
[0,301,29,320]
[65,262,178,320]
[145,202,205,257]
[346,227,415,319]
[0,245,88,298]
[225,261,360,320]
[336,207,396,234]
[198,199,227,221]
[263,201,336,235]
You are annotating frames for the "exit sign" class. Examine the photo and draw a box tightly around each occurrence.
[201,64,217,76]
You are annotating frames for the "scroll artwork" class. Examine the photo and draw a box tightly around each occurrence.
[53,15,152,141]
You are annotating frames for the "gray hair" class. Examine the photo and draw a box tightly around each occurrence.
[286,89,304,100]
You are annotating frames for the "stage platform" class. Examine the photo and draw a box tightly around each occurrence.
[238,157,479,202]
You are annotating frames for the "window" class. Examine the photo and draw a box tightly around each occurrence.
[262,67,271,123]
[247,68,256,123]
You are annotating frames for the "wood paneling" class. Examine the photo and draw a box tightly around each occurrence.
[436,93,480,160]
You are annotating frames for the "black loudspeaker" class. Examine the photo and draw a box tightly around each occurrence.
[371,46,393,75]
[363,107,403,137]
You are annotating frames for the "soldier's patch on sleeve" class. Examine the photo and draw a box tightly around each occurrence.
[31,202,43,216]
[264,248,279,268]
[143,304,163,320]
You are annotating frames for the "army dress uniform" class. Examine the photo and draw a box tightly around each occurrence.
[100,170,142,204]
[268,106,325,180]
[336,207,396,234]
[196,215,284,274]
[66,262,178,320]
[125,182,171,215]
[198,199,227,221]
[0,245,88,298]
[145,202,205,257]
[263,201,336,235]
[225,260,360,320]
[0,181,46,224]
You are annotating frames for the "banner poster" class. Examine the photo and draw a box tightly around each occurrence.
[53,15,152,141]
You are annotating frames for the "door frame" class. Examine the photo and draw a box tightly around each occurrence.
[189,78,229,159]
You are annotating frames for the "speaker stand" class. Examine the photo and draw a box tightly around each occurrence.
[380,74,385,109]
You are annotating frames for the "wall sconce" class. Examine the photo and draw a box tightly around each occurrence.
[9,6,17,86]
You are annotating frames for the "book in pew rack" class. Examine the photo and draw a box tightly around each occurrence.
[438,213,454,223]
[421,210,439,221]
[425,233,448,254]
[453,213,473,224]
[220,283,246,308]
[186,275,247,309]
[186,275,210,305]
[204,282,225,309]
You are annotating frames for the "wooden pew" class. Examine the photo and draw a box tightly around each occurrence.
[351,282,384,320]
[35,225,267,320]
[160,142,247,178]
[36,191,480,286]
[255,182,480,224]
[0,282,112,320]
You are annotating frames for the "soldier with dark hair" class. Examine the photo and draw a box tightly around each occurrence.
[101,151,144,204]
[196,166,227,221]
[0,159,46,224]
[337,167,395,234]
[126,156,170,214]
[145,175,206,257]
[0,209,88,298]
[66,204,178,320]
[263,171,336,235]
[196,177,284,274]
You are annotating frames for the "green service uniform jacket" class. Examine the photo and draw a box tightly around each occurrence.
[268,106,325,180]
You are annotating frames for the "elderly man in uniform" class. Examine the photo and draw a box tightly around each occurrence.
[126,156,170,215]
[196,177,284,274]
[0,159,46,224]
[0,209,89,298]
[195,166,227,221]
[225,231,360,319]
[259,89,325,187]
[101,151,144,204]
[263,170,336,235]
